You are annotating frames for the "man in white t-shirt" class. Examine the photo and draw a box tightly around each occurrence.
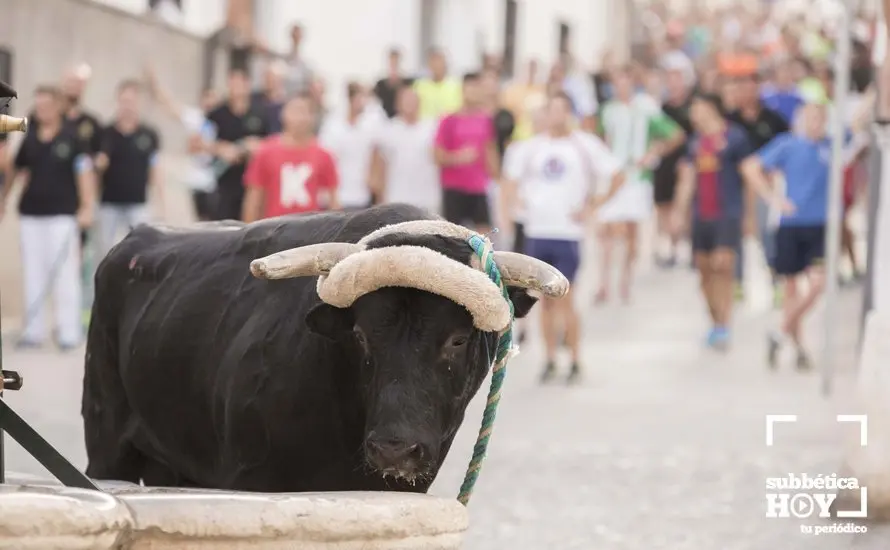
[504,91,625,384]
[501,105,548,344]
[370,87,440,213]
[319,82,379,210]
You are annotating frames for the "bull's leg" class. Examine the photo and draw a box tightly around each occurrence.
[82,302,142,483]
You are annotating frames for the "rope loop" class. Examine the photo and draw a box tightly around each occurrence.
[457,233,516,505]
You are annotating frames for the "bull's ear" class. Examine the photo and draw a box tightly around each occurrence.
[305,303,354,340]
[506,287,537,319]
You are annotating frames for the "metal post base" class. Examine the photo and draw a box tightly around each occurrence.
[0,369,98,490]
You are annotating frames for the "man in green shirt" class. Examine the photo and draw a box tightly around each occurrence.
[595,66,684,304]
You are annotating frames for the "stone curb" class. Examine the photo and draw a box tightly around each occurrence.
[0,481,468,549]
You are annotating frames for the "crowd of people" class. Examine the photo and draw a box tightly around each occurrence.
[0,5,880,387]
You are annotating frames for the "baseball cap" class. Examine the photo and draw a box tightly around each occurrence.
[798,77,830,105]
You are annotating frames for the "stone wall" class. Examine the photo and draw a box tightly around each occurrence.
[0,0,207,322]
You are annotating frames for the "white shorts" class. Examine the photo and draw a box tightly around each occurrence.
[597,180,652,224]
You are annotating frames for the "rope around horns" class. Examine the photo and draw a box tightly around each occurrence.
[457,233,517,506]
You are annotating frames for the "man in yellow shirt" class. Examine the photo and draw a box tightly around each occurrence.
[413,48,462,120]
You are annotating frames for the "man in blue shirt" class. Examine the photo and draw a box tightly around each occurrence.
[740,102,830,371]
[674,94,754,350]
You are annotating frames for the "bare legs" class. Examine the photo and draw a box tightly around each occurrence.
[596,221,639,304]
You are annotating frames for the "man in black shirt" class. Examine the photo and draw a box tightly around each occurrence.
[94,80,162,260]
[208,68,270,220]
[373,48,414,118]
[653,62,694,267]
[1,85,97,350]
[726,72,789,297]
[251,61,286,134]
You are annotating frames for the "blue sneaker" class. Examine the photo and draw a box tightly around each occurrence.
[705,327,718,347]
[710,326,730,352]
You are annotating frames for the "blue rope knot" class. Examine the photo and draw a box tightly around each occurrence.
[458,233,515,505]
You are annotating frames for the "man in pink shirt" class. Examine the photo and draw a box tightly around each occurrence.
[434,72,499,233]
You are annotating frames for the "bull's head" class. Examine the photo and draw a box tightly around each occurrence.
[249,220,569,485]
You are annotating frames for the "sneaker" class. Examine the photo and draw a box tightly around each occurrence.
[709,327,730,352]
[15,339,43,351]
[705,327,718,348]
[540,362,557,383]
[767,332,782,370]
[58,342,81,353]
[566,364,581,385]
[796,350,813,372]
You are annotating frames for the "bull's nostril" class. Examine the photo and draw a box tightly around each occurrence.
[365,439,424,467]
[404,443,421,461]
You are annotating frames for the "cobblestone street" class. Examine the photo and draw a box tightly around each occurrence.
[2,232,887,549]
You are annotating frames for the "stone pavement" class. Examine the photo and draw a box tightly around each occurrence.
[0,198,886,548]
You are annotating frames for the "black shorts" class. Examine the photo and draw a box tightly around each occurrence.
[773,225,826,276]
[442,189,491,227]
[692,218,742,254]
[513,222,526,253]
[653,164,678,205]
[214,187,245,221]
[192,190,217,221]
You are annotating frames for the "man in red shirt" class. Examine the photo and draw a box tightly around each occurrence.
[242,93,339,221]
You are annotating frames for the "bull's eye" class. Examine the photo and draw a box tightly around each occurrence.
[445,333,469,349]
[353,326,368,348]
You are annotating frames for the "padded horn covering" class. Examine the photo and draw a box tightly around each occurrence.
[316,245,512,332]
[250,219,570,331]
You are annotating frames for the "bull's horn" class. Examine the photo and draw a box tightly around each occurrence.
[492,251,570,298]
[250,243,363,279]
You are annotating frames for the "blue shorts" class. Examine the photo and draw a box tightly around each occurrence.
[773,225,825,276]
[524,238,581,283]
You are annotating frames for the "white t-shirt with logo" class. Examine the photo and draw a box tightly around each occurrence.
[319,113,379,208]
[374,117,440,213]
[506,131,621,241]
[180,106,217,193]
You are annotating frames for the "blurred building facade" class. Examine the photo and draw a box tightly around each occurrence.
[46,0,632,108]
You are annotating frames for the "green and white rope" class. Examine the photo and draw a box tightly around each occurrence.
[457,233,517,506]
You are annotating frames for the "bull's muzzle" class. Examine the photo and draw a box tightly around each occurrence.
[364,432,430,483]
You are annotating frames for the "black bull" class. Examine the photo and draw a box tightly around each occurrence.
[82,204,538,493]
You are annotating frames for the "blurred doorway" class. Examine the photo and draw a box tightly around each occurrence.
[558,21,570,57]
[503,0,518,78]
[419,0,441,71]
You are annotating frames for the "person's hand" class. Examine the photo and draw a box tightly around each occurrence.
[217,143,242,164]
[774,197,796,215]
[143,63,159,94]
[242,137,262,153]
[637,146,663,169]
[76,207,94,229]
[453,147,478,164]
[743,214,757,237]
[670,207,687,237]
[94,152,109,172]
[572,201,598,223]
